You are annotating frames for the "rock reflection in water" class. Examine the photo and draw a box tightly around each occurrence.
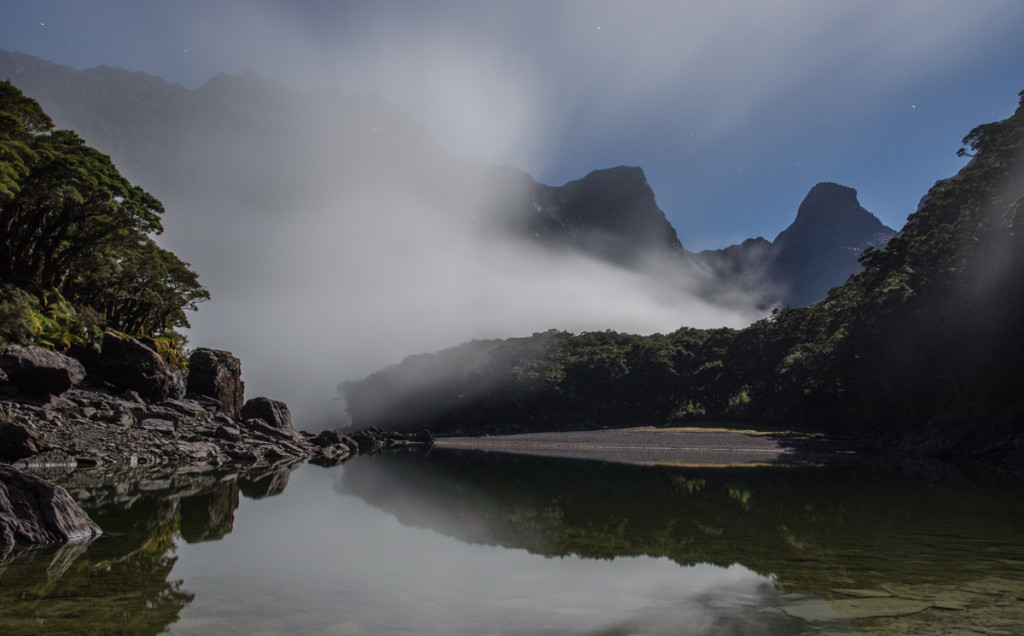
[0,460,302,636]
[339,449,1024,634]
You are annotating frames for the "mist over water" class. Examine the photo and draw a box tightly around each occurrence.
[169,120,763,427]
[50,63,760,428]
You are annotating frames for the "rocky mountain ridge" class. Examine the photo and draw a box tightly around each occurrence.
[514,165,686,265]
[700,182,897,306]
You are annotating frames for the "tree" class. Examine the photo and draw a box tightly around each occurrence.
[0,81,207,341]
[0,80,53,199]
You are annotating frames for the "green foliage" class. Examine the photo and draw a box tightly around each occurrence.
[65,236,210,336]
[0,284,41,348]
[0,80,207,355]
[33,288,85,350]
[808,91,1024,428]
[0,80,53,199]
[143,335,191,372]
[0,285,96,351]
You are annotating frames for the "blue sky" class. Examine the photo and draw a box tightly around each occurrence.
[4,0,1024,250]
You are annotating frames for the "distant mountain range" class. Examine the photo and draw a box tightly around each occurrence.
[0,49,895,309]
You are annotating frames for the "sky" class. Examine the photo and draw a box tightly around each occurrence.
[4,0,1024,250]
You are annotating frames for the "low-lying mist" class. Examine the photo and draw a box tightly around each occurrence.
[176,149,765,428]
[30,67,768,428]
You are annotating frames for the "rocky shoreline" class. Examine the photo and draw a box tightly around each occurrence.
[0,337,430,548]
[4,334,1021,549]
[0,340,431,469]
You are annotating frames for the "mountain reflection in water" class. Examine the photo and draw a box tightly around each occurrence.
[339,449,1024,633]
[1,451,1022,635]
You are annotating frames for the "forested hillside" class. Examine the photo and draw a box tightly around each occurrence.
[0,81,206,355]
[343,90,1024,439]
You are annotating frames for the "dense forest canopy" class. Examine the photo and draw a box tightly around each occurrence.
[343,90,1024,436]
[0,81,207,350]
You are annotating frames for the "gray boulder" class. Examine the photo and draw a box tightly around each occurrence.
[0,345,86,396]
[0,465,101,546]
[241,397,294,434]
[0,421,43,461]
[89,332,179,403]
[186,348,245,418]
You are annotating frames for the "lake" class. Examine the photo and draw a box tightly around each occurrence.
[2,447,1023,635]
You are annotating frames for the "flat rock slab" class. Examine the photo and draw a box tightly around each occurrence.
[139,418,176,435]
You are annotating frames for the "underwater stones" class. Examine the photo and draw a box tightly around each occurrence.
[830,588,893,599]
[187,348,245,418]
[0,464,101,546]
[780,597,933,622]
[0,345,86,396]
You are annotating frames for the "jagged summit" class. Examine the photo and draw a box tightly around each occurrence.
[770,182,896,306]
[504,165,685,266]
[775,182,891,248]
[790,182,861,225]
[699,182,897,308]
[556,166,683,253]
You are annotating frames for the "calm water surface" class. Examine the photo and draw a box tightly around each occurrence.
[2,449,1023,635]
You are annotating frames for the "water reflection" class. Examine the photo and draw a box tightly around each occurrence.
[339,449,1024,633]
[0,461,302,636]
[1,451,1022,635]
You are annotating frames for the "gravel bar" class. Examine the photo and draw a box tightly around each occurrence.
[432,426,844,466]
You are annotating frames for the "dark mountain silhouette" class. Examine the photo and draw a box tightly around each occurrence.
[771,182,896,306]
[513,166,685,265]
[700,183,896,307]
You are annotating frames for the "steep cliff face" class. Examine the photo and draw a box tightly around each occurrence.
[770,182,896,306]
[698,183,896,307]
[514,166,685,265]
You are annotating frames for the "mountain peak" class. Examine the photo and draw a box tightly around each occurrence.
[577,165,647,184]
[790,182,863,228]
[769,182,896,306]
[775,182,893,247]
[556,165,683,257]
